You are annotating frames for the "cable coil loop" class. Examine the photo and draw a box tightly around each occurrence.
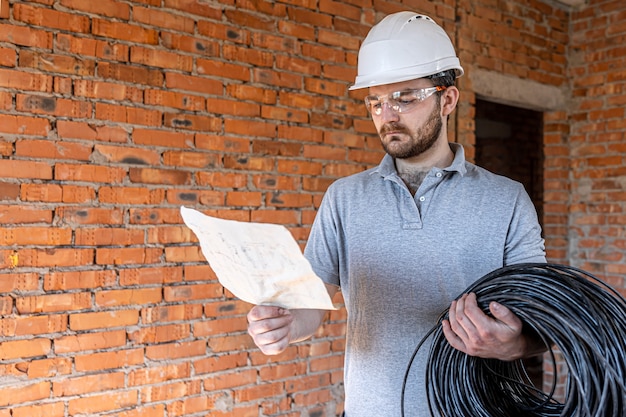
[401,263,626,417]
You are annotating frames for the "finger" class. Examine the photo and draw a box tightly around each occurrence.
[252,324,290,355]
[247,310,293,355]
[247,305,285,323]
[489,301,522,330]
[454,294,474,328]
[253,324,290,349]
[258,341,288,355]
[248,309,291,337]
[442,319,467,352]
[461,293,522,331]
[457,292,489,324]
[447,298,470,341]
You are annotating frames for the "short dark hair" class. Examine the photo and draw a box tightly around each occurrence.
[426,69,457,118]
[426,69,457,89]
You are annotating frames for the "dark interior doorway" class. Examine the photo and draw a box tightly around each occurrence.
[475,99,544,222]
[474,98,545,388]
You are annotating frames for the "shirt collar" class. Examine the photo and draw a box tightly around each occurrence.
[372,143,468,178]
[447,143,468,176]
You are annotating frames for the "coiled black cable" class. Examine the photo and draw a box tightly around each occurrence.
[401,263,626,417]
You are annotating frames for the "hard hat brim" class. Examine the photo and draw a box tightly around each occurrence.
[349,62,464,90]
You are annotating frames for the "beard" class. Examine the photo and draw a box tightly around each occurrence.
[379,106,443,159]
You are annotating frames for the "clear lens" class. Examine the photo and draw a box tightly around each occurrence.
[365,86,445,116]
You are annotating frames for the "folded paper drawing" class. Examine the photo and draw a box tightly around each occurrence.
[181,206,336,310]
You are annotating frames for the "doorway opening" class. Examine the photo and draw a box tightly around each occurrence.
[475,99,544,221]
[474,98,545,388]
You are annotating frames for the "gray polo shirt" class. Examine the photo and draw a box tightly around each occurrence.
[304,143,546,417]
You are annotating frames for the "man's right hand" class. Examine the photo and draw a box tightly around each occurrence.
[247,305,294,355]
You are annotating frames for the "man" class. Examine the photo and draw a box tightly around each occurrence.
[247,11,546,416]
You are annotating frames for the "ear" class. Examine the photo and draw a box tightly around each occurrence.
[440,86,459,117]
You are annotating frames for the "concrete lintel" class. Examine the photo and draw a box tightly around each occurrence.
[554,0,586,7]
[469,69,566,111]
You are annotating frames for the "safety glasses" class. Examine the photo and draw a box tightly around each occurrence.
[364,86,446,116]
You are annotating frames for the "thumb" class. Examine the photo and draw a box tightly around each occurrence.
[248,305,285,322]
[489,302,520,327]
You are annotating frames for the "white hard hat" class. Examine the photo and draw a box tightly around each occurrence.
[350,12,464,90]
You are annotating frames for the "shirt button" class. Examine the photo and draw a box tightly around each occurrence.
[419,196,425,202]
[436,172,442,178]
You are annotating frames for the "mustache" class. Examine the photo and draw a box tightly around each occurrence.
[380,122,409,135]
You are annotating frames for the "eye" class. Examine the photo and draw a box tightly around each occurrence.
[366,97,382,110]
[397,93,417,105]
[398,97,416,105]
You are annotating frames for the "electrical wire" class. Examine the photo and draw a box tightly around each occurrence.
[401,263,626,417]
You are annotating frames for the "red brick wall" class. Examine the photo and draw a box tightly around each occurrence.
[0,1,378,415]
[568,0,626,291]
[0,0,624,416]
